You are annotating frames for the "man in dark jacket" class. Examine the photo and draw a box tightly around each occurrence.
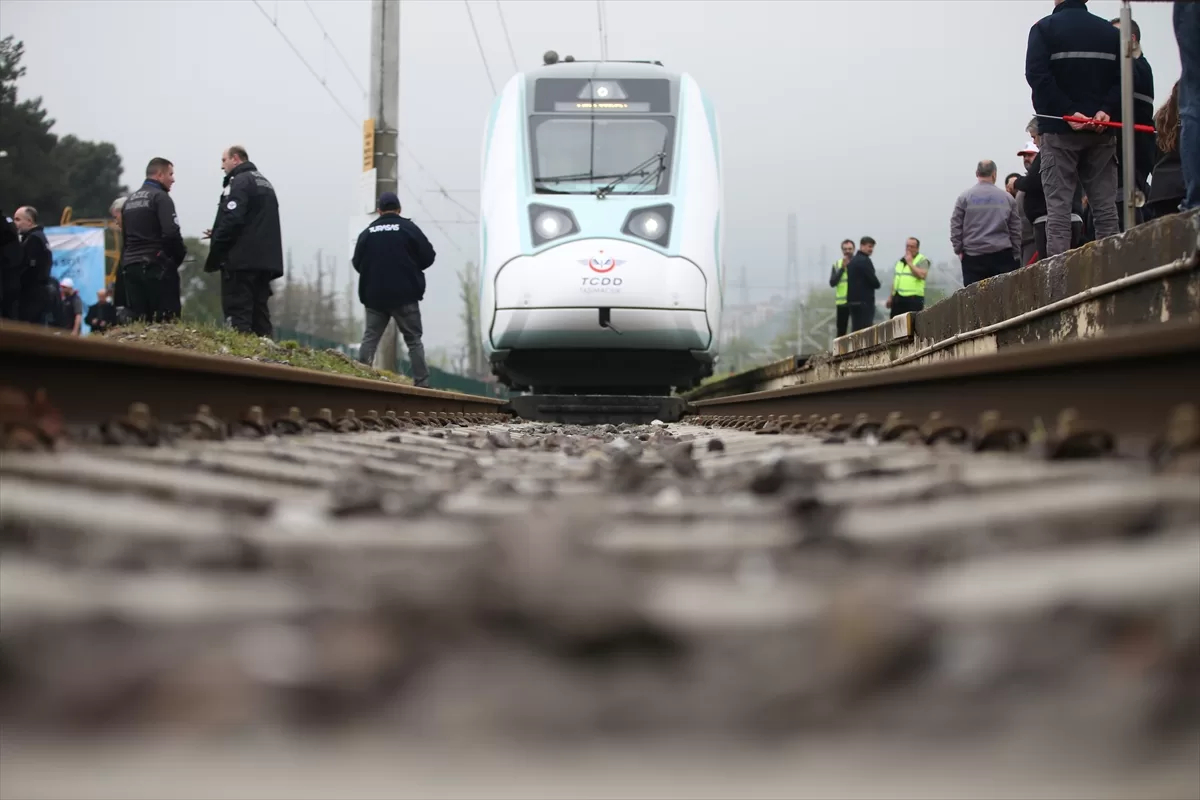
[1014,149,1086,260]
[353,192,436,387]
[1025,0,1122,258]
[13,206,54,326]
[204,146,284,337]
[0,213,22,320]
[845,235,880,333]
[119,158,187,323]
[85,289,118,333]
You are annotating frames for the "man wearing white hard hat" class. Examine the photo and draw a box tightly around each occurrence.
[1014,141,1039,265]
[58,277,83,335]
[1013,138,1086,264]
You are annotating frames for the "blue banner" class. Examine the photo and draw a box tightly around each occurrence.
[44,226,106,335]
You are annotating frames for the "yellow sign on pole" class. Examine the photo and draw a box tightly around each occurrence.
[362,119,376,172]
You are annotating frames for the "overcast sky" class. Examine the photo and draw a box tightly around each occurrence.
[1,0,1183,349]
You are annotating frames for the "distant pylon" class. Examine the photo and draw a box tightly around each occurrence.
[786,212,798,306]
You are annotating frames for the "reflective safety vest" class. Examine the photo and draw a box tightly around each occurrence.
[893,253,929,298]
[834,259,848,306]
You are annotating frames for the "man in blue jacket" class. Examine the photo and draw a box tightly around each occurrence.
[353,192,436,387]
[1025,0,1122,258]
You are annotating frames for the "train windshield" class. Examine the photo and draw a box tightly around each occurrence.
[530,117,675,195]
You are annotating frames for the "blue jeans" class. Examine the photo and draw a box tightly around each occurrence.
[1177,1,1200,210]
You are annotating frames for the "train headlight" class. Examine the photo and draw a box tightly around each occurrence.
[621,204,674,247]
[529,204,579,246]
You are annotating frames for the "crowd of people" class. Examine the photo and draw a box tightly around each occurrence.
[1,146,288,339]
[829,0,1198,338]
[1,144,438,387]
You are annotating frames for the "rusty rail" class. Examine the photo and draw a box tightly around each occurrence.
[0,322,507,428]
[689,322,1200,450]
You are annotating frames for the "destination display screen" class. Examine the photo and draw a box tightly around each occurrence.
[553,101,652,112]
[534,78,671,113]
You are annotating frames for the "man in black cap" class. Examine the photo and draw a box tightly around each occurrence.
[352,191,436,387]
[204,145,284,337]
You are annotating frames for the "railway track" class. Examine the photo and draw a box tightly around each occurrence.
[1,321,1198,799]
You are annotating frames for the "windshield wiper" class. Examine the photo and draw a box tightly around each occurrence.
[595,152,665,199]
[534,171,646,184]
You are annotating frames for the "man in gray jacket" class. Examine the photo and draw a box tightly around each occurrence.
[950,160,1023,287]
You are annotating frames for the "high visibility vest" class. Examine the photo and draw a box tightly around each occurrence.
[834,259,848,305]
[893,253,928,298]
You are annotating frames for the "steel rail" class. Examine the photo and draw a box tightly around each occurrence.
[689,322,1200,444]
[0,322,505,425]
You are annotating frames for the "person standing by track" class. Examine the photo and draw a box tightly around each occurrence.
[827,238,855,337]
[951,160,1022,286]
[845,236,880,333]
[204,146,284,337]
[0,212,22,321]
[118,158,186,323]
[352,192,436,388]
[887,237,930,318]
[1174,0,1199,212]
[1024,0,1122,257]
[13,206,53,326]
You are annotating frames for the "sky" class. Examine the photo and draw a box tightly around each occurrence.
[1,0,1183,350]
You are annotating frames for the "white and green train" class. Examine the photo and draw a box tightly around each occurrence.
[478,51,724,394]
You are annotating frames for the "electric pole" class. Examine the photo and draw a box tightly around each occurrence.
[368,0,401,373]
[1118,0,1136,231]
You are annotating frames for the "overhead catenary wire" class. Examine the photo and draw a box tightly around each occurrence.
[397,185,471,260]
[464,0,499,94]
[398,143,479,222]
[248,0,478,249]
[596,0,607,60]
[302,0,369,98]
[251,0,359,126]
[495,0,519,73]
[603,1,610,59]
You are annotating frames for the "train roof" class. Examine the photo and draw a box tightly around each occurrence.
[525,59,679,82]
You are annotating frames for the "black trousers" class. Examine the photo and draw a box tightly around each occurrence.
[161,264,181,321]
[0,280,19,321]
[112,264,128,309]
[124,261,178,323]
[890,295,924,318]
[221,271,273,337]
[835,305,850,337]
[848,302,876,333]
[961,250,1018,286]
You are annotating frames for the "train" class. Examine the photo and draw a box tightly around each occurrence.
[477,51,724,395]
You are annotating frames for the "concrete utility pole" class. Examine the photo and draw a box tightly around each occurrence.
[1119,0,1136,232]
[369,0,401,373]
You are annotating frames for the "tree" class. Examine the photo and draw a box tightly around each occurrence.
[0,36,63,216]
[179,237,222,325]
[457,262,483,378]
[0,35,127,223]
[718,335,760,374]
[268,249,361,347]
[56,135,127,219]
